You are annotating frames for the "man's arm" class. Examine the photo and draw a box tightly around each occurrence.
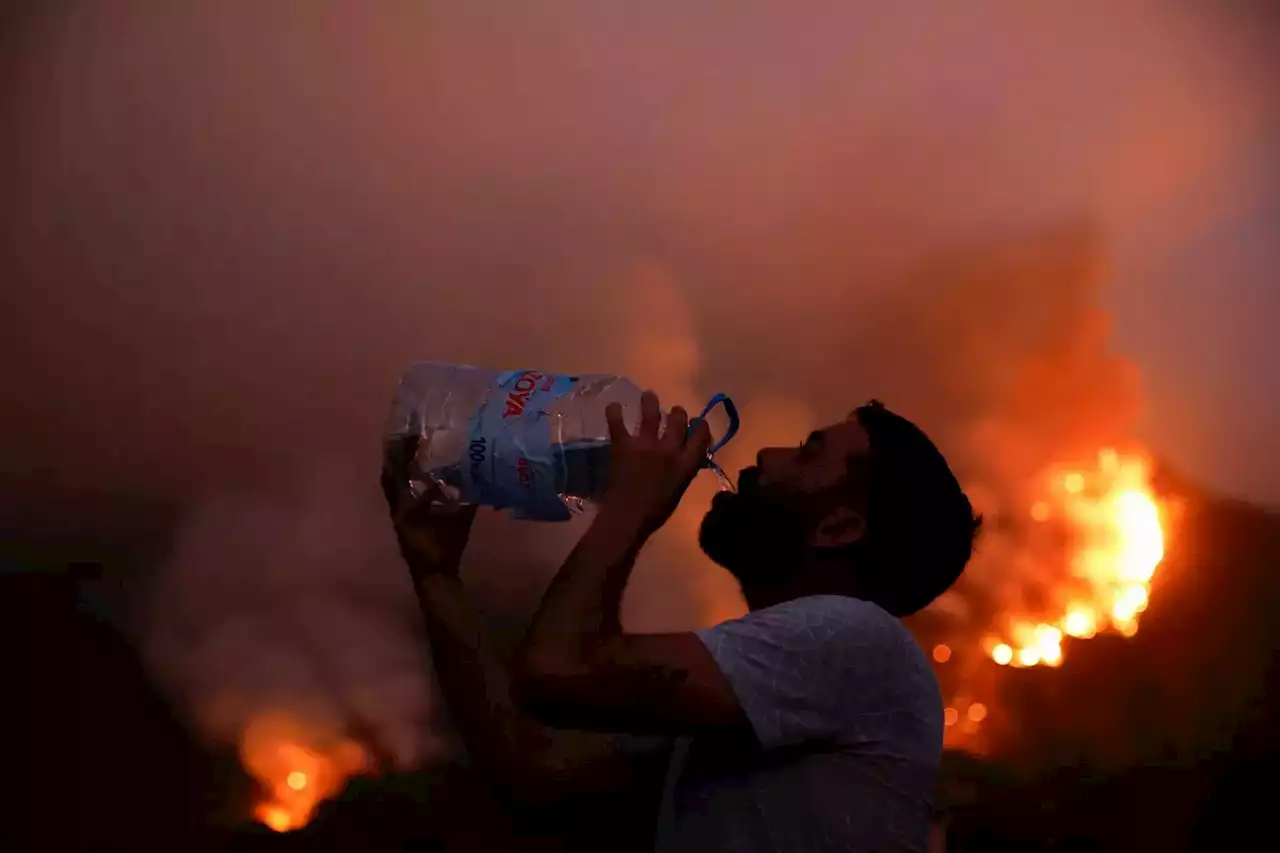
[381,440,654,813]
[515,393,749,735]
[412,571,652,806]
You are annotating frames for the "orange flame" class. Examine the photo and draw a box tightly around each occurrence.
[988,449,1165,669]
[239,714,370,832]
[937,447,1170,751]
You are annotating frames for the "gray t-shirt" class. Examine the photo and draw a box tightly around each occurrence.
[654,595,943,853]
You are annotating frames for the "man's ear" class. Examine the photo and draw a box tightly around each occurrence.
[810,505,866,549]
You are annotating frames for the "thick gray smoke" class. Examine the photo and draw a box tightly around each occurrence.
[2,2,1274,768]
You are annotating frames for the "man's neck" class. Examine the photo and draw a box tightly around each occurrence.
[743,564,866,612]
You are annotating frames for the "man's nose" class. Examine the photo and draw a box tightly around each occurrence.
[756,446,786,478]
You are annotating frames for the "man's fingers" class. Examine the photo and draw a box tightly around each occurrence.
[680,418,713,472]
[385,435,418,472]
[605,402,629,446]
[639,391,662,439]
[382,436,419,492]
[398,486,477,550]
[382,437,413,510]
[663,405,689,450]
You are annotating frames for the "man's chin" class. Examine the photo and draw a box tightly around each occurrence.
[697,501,735,570]
[698,497,756,576]
[699,494,808,586]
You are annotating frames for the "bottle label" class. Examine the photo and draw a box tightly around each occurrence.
[462,369,579,520]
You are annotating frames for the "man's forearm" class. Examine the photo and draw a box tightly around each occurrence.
[521,507,649,669]
[413,574,564,800]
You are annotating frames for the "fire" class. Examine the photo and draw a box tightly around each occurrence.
[987,449,1166,668]
[239,714,371,833]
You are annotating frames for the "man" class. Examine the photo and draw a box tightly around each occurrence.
[383,392,979,851]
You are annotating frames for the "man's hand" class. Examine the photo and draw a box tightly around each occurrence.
[601,390,712,535]
[517,391,746,736]
[381,436,476,581]
[383,435,650,819]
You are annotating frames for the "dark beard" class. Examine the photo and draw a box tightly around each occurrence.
[698,487,811,587]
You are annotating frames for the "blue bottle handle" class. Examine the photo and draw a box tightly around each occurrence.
[690,393,740,457]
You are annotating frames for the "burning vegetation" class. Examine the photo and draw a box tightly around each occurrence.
[987,448,1165,668]
[239,714,370,832]
[936,446,1171,749]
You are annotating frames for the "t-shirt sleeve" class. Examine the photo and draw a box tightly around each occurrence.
[695,596,911,749]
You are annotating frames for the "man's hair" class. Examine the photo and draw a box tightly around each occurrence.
[841,401,981,616]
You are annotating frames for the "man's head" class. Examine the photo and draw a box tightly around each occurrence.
[698,401,980,616]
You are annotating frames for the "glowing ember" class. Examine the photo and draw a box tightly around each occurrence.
[260,806,293,834]
[988,449,1166,669]
[1062,608,1096,639]
[240,714,371,832]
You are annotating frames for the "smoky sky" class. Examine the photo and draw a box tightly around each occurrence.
[3,2,1278,763]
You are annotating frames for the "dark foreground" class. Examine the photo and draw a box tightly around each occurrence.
[4,483,1278,851]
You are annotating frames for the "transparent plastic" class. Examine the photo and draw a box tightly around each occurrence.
[385,361,736,521]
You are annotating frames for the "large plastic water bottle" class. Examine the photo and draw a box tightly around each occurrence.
[385,362,739,521]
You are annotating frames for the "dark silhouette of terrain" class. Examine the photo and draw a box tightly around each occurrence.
[2,472,1276,850]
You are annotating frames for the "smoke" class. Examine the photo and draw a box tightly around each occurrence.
[2,2,1273,766]
[143,467,445,766]
[851,226,1141,603]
